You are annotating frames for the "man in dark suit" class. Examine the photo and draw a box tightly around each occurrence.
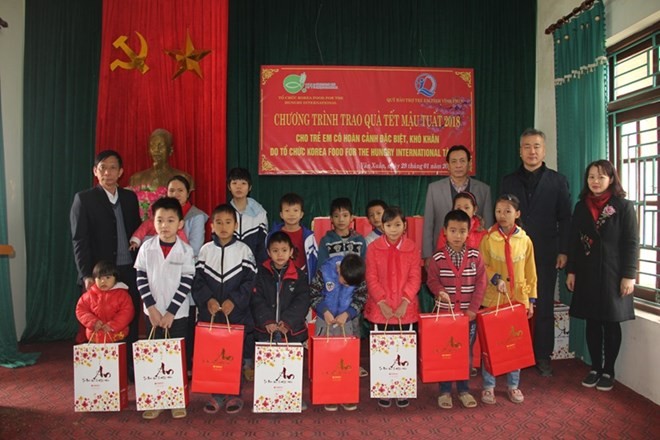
[423,145,493,261]
[501,129,572,376]
[70,150,141,346]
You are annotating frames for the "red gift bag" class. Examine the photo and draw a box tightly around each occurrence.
[310,334,360,404]
[306,320,316,379]
[418,311,470,383]
[477,302,535,376]
[472,335,481,368]
[191,318,244,395]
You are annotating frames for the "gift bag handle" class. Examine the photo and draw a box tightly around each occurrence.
[209,312,233,333]
[433,299,456,321]
[382,318,406,333]
[324,323,347,341]
[494,289,515,316]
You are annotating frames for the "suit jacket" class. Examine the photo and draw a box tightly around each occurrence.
[422,177,493,258]
[501,164,572,265]
[70,185,141,282]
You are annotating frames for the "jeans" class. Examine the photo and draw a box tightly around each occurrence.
[482,368,520,389]
[440,320,476,394]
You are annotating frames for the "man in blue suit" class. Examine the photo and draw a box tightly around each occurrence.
[501,128,572,377]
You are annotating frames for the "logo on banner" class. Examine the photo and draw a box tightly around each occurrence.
[282,72,339,94]
[415,73,437,97]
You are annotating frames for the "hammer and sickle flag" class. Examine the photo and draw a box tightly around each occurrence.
[110,31,149,74]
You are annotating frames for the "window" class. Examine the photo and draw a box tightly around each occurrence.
[608,23,660,311]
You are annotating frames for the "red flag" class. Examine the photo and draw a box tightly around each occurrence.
[95,0,228,219]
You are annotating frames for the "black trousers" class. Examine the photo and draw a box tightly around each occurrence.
[586,319,622,377]
[533,261,557,361]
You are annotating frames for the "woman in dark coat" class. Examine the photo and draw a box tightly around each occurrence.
[566,160,639,392]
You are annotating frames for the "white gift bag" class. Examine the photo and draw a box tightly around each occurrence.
[253,342,304,413]
[73,342,128,412]
[369,326,417,399]
[133,337,188,411]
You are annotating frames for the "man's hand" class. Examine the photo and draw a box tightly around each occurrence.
[556,253,567,269]
[566,273,575,292]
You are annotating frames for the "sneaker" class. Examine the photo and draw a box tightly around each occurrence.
[341,403,358,411]
[470,367,478,377]
[596,374,614,391]
[377,399,391,408]
[359,366,369,377]
[396,398,409,408]
[581,370,601,388]
[535,359,553,377]
[324,404,339,411]
[507,388,524,404]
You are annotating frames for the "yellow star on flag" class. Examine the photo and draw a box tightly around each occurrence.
[165,30,211,79]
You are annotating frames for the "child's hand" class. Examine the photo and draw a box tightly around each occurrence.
[160,312,175,329]
[93,320,104,331]
[128,240,139,251]
[323,310,335,325]
[277,322,289,335]
[393,300,409,319]
[101,324,113,332]
[566,273,575,291]
[265,323,278,334]
[221,299,235,316]
[378,301,394,319]
[465,310,476,321]
[497,279,508,294]
[84,277,95,290]
[436,291,451,304]
[527,303,534,319]
[207,298,221,315]
[335,312,349,326]
[147,306,163,328]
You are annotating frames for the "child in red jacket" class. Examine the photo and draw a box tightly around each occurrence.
[75,260,134,343]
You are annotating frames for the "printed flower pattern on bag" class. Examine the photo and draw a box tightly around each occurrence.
[136,386,186,410]
[255,346,304,367]
[73,345,119,367]
[253,390,302,412]
[370,377,416,398]
[74,391,122,412]
[370,334,417,354]
[130,185,167,221]
[133,340,182,363]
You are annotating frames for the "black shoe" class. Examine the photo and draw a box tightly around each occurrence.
[535,359,553,377]
[596,374,614,391]
[378,399,391,408]
[581,370,601,388]
[396,398,409,408]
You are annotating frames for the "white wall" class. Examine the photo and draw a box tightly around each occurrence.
[536,0,660,404]
[0,0,26,338]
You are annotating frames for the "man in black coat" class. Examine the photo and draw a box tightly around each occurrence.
[70,150,141,346]
[501,128,572,376]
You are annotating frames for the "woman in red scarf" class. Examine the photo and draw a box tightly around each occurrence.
[566,160,638,392]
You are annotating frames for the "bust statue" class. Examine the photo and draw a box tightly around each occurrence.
[129,128,194,219]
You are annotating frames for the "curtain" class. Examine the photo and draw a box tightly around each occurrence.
[553,1,608,361]
[0,78,39,367]
[95,0,229,221]
[228,0,537,312]
[22,0,103,341]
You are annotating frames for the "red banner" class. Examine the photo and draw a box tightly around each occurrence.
[260,66,475,175]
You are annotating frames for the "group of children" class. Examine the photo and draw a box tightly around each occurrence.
[76,166,540,417]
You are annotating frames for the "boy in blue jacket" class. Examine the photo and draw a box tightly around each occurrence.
[309,253,367,412]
